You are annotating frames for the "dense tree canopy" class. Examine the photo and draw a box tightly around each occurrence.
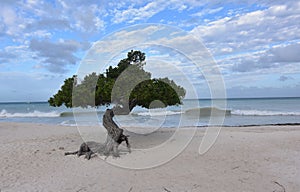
[48,50,185,113]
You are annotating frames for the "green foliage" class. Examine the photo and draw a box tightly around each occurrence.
[130,79,185,108]
[48,76,75,108]
[48,50,185,110]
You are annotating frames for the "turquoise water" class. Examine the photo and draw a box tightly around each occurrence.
[0,97,300,127]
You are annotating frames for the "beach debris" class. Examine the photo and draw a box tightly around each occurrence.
[65,142,95,160]
[272,181,286,192]
[58,147,64,150]
[163,187,171,192]
[231,166,240,170]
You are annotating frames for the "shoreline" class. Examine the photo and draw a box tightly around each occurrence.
[2,120,300,128]
[1,122,299,191]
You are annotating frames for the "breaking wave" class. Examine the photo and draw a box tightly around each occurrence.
[133,107,300,117]
[2,108,299,119]
[134,107,231,117]
[185,107,231,116]
[0,109,60,118]
[134,110,183,116]
[231,110,300,116]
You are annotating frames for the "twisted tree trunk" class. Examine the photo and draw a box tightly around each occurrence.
[102,108,131,157]
[65,101,134,159]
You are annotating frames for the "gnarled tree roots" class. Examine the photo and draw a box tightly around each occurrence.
[65,109,131,160]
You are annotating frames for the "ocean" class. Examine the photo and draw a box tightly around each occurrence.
[0,97,300,127]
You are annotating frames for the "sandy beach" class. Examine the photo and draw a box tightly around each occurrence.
[0,122,299,192]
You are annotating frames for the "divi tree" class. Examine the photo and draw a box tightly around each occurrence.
[49,50,185,157]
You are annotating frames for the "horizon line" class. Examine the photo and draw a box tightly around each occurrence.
[1,96,300,104]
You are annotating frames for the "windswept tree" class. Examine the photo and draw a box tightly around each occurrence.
[49,50,185,157]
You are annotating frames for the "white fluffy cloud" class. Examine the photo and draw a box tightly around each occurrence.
[192,2,300,55]
[111,0,202,24]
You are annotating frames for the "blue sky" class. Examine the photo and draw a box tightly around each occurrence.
[0,0,300,102]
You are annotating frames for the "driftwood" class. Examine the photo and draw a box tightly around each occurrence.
[65,141,96,160]
[65,108,131,159]
[273,181,286,192]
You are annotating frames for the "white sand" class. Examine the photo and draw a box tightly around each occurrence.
[0,122,299,192]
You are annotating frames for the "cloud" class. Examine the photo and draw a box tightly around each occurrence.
[26,18,70,31]
[112,1,165,24]
[279,75,293,81]
[0,0,19,5]
[0,6,24,36]
[111,0,204,24]
[71,5,106,32]
[231,43,300,73]
[192,2,300,56]
[227,84,300,98]
[55,1,106,33]
[262,43,300,63]
[191,7,224,17]
[279,75,288,81]
[0,0,299,101]
[0,0,106,40]
[24,30,52,39]
[29,39,90,73]
[0,51,17,64]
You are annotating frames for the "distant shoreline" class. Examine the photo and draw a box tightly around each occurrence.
[1,96,300,104]
[1,121,300,128]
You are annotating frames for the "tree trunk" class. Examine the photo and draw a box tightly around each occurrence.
[102,108,131,157]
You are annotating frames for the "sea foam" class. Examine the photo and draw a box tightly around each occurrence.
[231,109,300,116]
[0,109,60,118]
[135,110,183,116]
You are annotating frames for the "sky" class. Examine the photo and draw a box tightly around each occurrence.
[0,0,300,102]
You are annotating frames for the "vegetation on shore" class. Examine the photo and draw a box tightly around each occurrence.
[48,50,185,112]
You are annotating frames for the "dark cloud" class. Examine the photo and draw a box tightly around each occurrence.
[279,75,293,81]
[279,75,288,81]
[231,43,300,73]
[231,58,277,72]
[29,39,90,73]
[264,44,300,63]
